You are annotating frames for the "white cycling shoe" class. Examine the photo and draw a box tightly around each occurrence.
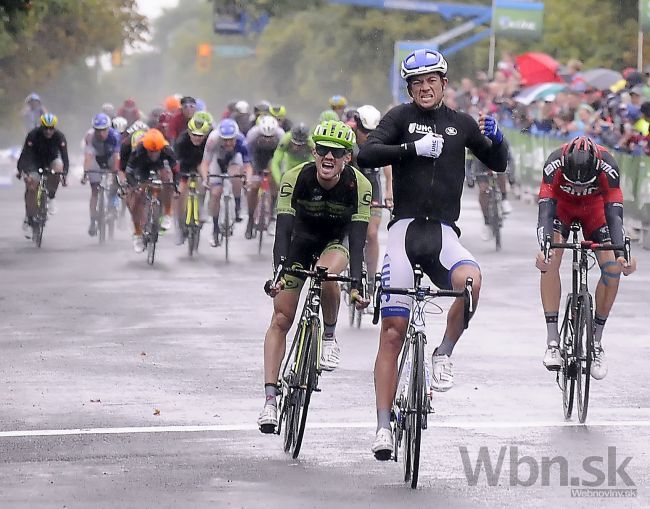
[543,344,562,371]
[501,199,513,215]
[257,404,278,434]
[47,198,57,215]
[320,338,340,371]
[160,214,173,231]
[431,354,454,392]
[371,428,393,461]
[481,224,493,241]
[132,234,145,253]
[590,345,608,380]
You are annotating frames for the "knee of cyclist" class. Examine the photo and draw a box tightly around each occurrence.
[271,311,293,333]
[367,227,378,243]
[381,322,407,352]
[599,260,621,286]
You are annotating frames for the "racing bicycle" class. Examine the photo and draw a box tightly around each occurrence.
[543,222,630,423]
[372,266,473,488]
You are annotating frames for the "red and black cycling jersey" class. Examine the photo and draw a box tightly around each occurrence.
[357,102,509,233]
[17,127,70,175]
[174,130,208,175]
[537,145,624,252]
[125,144,176,183]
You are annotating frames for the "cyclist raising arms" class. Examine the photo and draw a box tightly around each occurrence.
[257,120,371,433]
[125,129,176,253]
[357,49,509,458]
[199,118,250,247]
[174,112,213,245]
[81,113,121,237]
[536,136,636,378]
[351,105,393,283]
[244,115,285,239]
[17,113,69,236]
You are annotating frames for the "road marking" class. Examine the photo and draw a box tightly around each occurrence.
[1,419,650,438]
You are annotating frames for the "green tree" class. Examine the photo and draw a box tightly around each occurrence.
[0,0,147,111]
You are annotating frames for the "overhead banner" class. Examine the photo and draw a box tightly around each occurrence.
[641,0,650,33]
[493,1,544,40]
[392,41,439,105]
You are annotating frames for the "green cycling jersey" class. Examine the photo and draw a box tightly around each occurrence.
[270,131,315,185]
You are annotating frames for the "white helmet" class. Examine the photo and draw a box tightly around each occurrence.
[356,105,381,131]
[112,116,128,133]
[258,115,279,137]
[234,100,250,114]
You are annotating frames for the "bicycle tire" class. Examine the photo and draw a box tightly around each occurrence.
[147,201,160,265]
[355,304,362,328]
[487,189,501,251]
[282,320,308,453]
[348,294,356,327]
[560,295,575,420]
[292,319,318,459]
[107,205,116,241]
[407,334,424,489]
[257,192,267,255]
[34,190,46,248]
[576,294,593,423]
[223,196,230,262]
[187,227,195,257]
[97,190,106,244]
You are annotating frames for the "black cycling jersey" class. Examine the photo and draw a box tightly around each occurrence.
[357,102,509,231]
[352,145,380,176]
[126,144,176,183]
[174,130,207,175]
[274,162,372,289]
[17,127,70,175]
[119,139,132,173]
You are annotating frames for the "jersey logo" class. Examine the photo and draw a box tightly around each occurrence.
[543,159,562,176]
[361,191,372,206]
[280,182,293,198]
[600,160,619,180]
[408,122,433,135]
[445,127,457,136]
[559,183,598,196]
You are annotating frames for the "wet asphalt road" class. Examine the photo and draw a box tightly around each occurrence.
[0,181,648,508]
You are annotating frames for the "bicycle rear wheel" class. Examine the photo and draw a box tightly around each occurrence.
[560,296,576,420]
[257,192,268,255]
[576,294,593,423]
[406,334,425,489]
[487,190,501,251]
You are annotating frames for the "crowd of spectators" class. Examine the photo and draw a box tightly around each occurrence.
[447,53,650,156]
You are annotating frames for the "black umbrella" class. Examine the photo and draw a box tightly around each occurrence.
[581,68,623,90]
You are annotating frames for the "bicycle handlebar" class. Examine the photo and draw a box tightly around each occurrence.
[543,235,631,264]
[371,275,474,329]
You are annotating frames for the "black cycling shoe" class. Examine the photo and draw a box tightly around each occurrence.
[235,215,243,223]
[245,221,254,240]
[88,222,97,237]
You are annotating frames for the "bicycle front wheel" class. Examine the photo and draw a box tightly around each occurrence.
[487,190,501,251]
[406,334,425,489]
[34,192,47,248]
[576,294,593,423]
[257,192,268,255]
[147,202,160,265]
[560,295,576,420]
[223,197,230,262]
[97,190,106,244]
[292,319,319,459]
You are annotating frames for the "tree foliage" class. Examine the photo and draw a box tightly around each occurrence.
[0,0,147,109]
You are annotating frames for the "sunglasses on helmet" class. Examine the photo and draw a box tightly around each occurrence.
[315,144,347,159]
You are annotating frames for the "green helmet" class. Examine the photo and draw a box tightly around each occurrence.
[318,110,339,123]
[312,120,356,149]
[187,111,212,136]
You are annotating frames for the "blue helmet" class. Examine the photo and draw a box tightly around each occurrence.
[92,112,111,130]
[217,118,239,139]
[195,98,206,112]
[400,49,448,80]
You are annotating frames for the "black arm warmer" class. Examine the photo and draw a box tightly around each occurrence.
[272,213,295,271]
[605,202,625,257]
[348,220,369,290]
[537,198,557,248]
[357,140,414,167]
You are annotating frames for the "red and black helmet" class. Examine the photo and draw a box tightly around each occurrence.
[562,136,602,185]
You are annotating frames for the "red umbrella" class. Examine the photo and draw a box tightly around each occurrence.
[515,52,563,86]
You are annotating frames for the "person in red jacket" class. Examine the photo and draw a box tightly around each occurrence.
[168,96,197,143]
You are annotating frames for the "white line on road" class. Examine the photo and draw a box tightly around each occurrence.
[1,419,650,438]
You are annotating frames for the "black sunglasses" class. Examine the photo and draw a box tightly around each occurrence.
[315,144,347,158]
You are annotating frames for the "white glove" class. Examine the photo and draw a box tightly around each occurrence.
[414,132,444,158]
